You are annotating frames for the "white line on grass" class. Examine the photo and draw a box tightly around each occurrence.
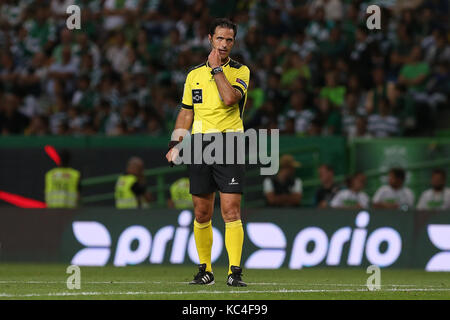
[0,280,444,287]
[1,288,450,298]
[248,283,426,287]
[0,281,153,284]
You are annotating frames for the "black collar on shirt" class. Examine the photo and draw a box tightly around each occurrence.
[206,57,231,68]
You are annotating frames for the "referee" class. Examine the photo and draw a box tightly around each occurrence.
[166,18,250,287]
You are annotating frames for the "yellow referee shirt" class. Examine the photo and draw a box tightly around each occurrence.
[181,58,250,134]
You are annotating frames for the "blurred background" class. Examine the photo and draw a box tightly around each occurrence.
[0,0,449,210]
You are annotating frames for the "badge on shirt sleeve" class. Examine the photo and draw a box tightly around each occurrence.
[236,78,247,89]
[192,89,203,103]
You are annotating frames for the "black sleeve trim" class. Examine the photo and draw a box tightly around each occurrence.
[232,85,244,98]
[181,103,193,110]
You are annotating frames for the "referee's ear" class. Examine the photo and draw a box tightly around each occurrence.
[208,35,214,49]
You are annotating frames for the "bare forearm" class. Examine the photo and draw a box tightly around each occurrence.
[287,194,302,206]
[267,195,284,206]
[267,193,302,206]
[166,108,193,163]
[213,72,241,106]
[281,193,301,206]
[373,202,398,209]
[174,108,194,134]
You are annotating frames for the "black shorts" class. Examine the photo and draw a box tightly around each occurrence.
[187,133,245,195]
[189,163,245,194]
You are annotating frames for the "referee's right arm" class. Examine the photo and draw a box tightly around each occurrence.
[166,77,194,163]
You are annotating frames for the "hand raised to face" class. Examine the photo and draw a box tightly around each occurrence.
[208,48,221,69]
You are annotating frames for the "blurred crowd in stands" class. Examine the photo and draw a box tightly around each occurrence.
[263,157,450,210]
[0,0,448,138]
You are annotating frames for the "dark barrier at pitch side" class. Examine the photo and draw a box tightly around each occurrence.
[0,208,449,271]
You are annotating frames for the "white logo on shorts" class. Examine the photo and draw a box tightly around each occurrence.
[229,178,239,185]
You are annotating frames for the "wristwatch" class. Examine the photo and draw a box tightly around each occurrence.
[211,66,223,76]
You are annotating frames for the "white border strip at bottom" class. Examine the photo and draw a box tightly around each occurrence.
[1,288,450,298]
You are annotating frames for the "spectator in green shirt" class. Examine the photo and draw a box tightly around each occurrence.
[281,52,311,89]
[52,29,76,65]
[398,46,430,93]
[315,97,342,135]
[320,71,346,107]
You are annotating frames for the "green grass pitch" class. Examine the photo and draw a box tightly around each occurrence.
[0,264,449,300]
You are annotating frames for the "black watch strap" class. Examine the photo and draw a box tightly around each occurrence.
[211,66,223,75]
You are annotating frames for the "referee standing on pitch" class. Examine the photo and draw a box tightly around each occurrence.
[166,18,250,287]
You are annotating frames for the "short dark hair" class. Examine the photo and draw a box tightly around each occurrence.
[59,149,71,167]
[320,164,335,173]
[432,168,447,180]
[209,18,237,38]
[390,168,406,181]
[346,172,364,188]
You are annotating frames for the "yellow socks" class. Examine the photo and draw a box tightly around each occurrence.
[193,219,213,272]
[194,219,244,275]
[225,219,244,275]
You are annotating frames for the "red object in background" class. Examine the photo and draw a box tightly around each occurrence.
[44,145,61,166]
[0,191,47,208]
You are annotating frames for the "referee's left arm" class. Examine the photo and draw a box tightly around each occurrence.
[213,71,242,106]
[209,49,243,106]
